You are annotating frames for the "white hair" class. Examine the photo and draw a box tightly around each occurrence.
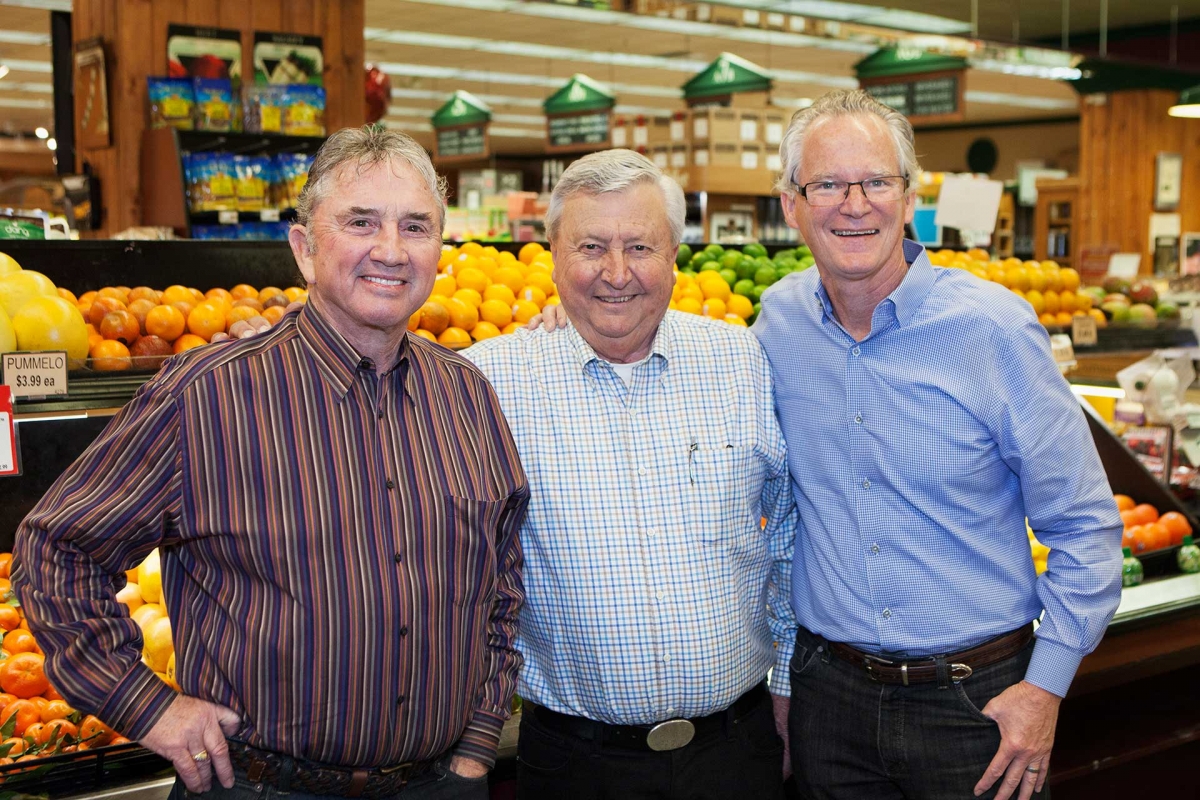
[776,89,922,195]
[295,126,449,251]
[545,149,686,247]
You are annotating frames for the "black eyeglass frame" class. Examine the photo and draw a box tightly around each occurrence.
[791,174,911,205]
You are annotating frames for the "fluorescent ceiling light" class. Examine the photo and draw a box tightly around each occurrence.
[1,58,52,74]
[369,28,855,89]
[0,30,51,46]
[34,126,46,138]
[376,61,683,98]
[963,91,1077,111]
[0,0,70,9]
[490,126,545,138]
[0,97,50,108]
[971,59,1082,81]
[5,81,52,93]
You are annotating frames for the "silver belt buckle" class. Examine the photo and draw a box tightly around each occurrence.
[645,719,695,751]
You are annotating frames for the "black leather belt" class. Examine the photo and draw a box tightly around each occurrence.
[828,624,1035,686]
[528,682,767,752]
[227,740,436,798]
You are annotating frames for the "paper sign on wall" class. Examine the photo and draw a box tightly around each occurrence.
[1107,253,1142,280]
[934,176,1004,234]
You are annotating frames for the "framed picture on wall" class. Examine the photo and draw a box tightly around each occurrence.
[1154,152,1183,212]
[1182,233,1200,276]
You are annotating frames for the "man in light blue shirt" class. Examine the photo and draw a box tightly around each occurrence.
[753,89,1122,800]
[465,150,797,799]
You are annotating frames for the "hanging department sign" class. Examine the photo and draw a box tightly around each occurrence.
[682,52,772,106]
[855,47,966,125]
[544,74,615,153]
[432,91,491,163]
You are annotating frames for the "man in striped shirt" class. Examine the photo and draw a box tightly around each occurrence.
[14,127,529,799]
[466,150,797,799]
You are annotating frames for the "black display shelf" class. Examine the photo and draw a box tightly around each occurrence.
[0,240,302,295]
[176,129,326,156]
[0,741,171,796]
[188,208,298,225]
[1051,324,1197,353]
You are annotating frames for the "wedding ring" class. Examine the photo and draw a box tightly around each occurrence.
[192,750,210,762]
[1025,765,1040,773]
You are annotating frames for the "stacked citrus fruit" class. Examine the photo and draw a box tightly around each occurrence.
[412,241,560,347]
[0,552,141,770]
[672,242,812,327]
[0,252,89,364]
[1115,494,1193,555]
[927,249,1105,330]
[73,284,308,371]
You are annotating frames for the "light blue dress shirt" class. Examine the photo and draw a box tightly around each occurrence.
[752,240,1123,698]
[465,311,798,724]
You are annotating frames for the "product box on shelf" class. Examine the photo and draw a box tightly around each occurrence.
[688,108,740,145]
[693,141,740,168]
[739,143,765,171]
[763,111,787,146]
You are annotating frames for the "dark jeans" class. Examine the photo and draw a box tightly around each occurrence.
[167,753,488,800]
[516,689,786,800]
[788,626,1048,800]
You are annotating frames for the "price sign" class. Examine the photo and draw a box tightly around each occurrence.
[1071,315,1098,347]
[2,351,69,398]
[217,210,238,224]
[0,385,17,477]
[260,209,280,222]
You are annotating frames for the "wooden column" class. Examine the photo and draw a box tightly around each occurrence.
[72,0,365,237]
[1079,89,1200,274]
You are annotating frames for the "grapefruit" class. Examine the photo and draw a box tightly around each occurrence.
[0,307,13,354]
[11,296,88,362]
[0,253,20,277]
[0,271,57,319]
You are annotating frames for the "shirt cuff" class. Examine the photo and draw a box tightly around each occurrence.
[1024,636,1085,699]
[452,708,507,769]
[94,661,179,740]
[768,638,795,698]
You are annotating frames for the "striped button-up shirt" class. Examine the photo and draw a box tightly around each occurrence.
[753,241,1122,698]
[464,312,798,725]
[13,303,529,768]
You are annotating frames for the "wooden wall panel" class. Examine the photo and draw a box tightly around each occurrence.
[73,0,364,236]
[1079,89,1200,275]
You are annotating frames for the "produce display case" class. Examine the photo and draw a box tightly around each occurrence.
[5,239,1200,798]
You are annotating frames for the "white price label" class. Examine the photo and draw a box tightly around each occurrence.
[633,127,648,147]
[740,120,758,141]
[3,351,69,398]
[217,210,238,224]
[1071,315,1098,347]
[0,412,12,474]
[741,151,759,170]
[669,120,685,141]
[766,123,784,145]
[694,118,709,139]
[611,127,627,148]
[260,209,281,222]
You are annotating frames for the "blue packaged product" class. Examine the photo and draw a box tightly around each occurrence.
[282,85,326,136]
[193,78,233,132]
[148,77,194,129]
[234,155,270,211]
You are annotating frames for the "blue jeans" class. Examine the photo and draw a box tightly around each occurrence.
[168,753,489,800]
[788,626,1049,800]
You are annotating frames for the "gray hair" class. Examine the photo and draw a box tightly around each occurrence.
[776,89,922,195]
[295,126,449,248]
[545,149,686,247]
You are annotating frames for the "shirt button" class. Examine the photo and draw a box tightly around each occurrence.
[871,544,880,555]
[386,479,395,490]
[637,467,647,476]
[646,529,656,537]
[655,590,665,601]
[393,552,403,563]
[882,608,892,619]
[629,408,637,416]
[854,414,863,424]
[851,346,861,356]
[359,358,372,370]
[662,653,671,663]
[862,479,871,489]
[378,410,385,420]
[399,625,409,636]
[396,695,407,705]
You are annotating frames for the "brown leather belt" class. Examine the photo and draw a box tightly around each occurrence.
[827,624,1034,686]
[226,740,437,798]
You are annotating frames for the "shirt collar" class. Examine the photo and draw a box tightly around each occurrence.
[563,311,674,373]
[811,239,934,329]
[296,302,410,400]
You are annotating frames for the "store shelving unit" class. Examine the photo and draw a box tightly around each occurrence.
[1034,176,1080,270]
[139,128,325,238]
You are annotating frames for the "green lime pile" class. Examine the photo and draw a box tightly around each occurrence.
[675,242,814,324]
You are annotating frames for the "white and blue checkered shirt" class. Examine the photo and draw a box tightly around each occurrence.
[465,311,798,725]
[753,240,1123,698]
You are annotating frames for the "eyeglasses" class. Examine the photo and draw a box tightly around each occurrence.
[794,175,908,207]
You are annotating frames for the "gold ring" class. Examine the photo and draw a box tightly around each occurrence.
[192,750,210,762]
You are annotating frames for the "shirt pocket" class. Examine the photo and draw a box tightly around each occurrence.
[441,494,502,606]
[686,444,761,546]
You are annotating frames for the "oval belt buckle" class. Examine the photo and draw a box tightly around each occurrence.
[646,719,696,751]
